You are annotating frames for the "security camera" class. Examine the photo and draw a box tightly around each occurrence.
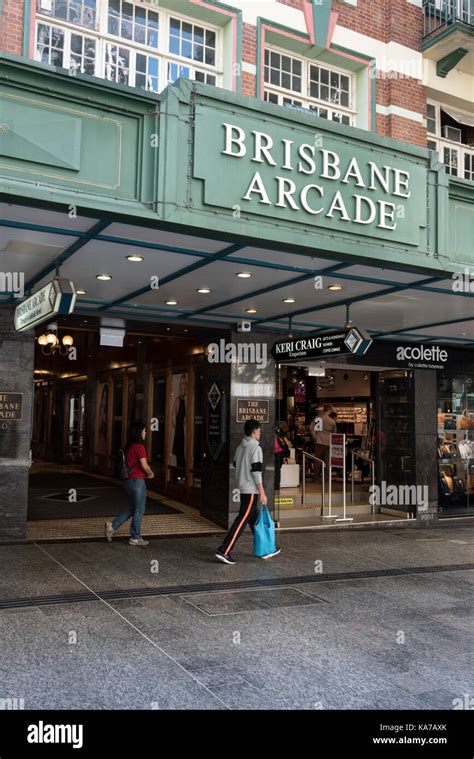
[237,321,251,333]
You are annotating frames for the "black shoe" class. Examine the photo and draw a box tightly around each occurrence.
[215,551,236,565]
[260,548,281,560]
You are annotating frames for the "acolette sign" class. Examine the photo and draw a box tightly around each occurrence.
[193,108,427,247]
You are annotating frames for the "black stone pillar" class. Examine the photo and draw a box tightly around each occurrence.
[413,370,439,526]
[0,306,35,540]
[84,331,96,473]
[135,340,147,420]
[201,329,276,529]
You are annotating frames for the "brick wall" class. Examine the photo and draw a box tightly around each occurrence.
[376,74,427,147]
[0,0,25,56]
[333,0,388,43]
[242,22,257,97]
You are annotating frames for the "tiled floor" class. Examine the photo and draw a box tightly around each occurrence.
[0,525,472,709]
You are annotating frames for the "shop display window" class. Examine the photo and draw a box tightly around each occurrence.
[438,374,474,517]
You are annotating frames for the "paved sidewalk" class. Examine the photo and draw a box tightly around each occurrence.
[0,525,472,710]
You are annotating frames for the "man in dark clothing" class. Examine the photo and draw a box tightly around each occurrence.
[215,419,281,565]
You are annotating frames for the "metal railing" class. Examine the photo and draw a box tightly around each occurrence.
[351,450,375,513]
[300,450,326,516]
[423,0,474,38]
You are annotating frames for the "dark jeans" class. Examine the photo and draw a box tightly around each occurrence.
[112,478,147,539]
[313,444,330,480]
[218,493,260,556]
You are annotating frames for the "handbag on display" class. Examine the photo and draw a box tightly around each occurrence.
[439,473,451,496]
[441,471,454,493]
[458,439,471,460]
[254,506,277,557]
[453,477,467,494]
[460,410,474,430]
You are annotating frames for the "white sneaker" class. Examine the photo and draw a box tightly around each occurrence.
[260,548,281,560]
[129,537,149,546]
[105,521,114,542]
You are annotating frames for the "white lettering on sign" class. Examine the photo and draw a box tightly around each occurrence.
[222,123,411,231]
[396,345,448,365]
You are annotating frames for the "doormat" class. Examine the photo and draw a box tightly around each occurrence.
[42,492,95,503]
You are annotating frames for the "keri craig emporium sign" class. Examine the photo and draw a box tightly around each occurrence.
[193,109,427,247]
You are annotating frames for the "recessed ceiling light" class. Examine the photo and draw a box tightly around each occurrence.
[283,298,296,304]
[76,289,87,295]
[166,300,178,305]
[246,308,257,314]
[328,284,343,291]
[96,274,112,281]
[166,327,171,331]
[197,288,211,294]
[237,272,252,278]
[127,255,144,262]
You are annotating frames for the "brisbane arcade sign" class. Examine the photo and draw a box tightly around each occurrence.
[222,123,410,230]
[193,109,426,248]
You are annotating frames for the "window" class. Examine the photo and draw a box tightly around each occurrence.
[108,0,159,48]
[36,1,221,92]
[37,0,97,30]
[136,53,160,93]
[427,101,474,180]
[464,153,474,181]
[309,65,350,109]
[444,146,459,176]
[104,42,131,85]
[70,32,97,75]
[169,17,216,67]
[427,103,437,134]
[36,23,64,66]
[264,49,302,93]
[264,47,354,125]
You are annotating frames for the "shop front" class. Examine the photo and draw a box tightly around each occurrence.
[272,336,474,527]
[0,56,473,540]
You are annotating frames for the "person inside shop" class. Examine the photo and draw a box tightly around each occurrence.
[312,404,337,482]
[105,420,154,546]
[215,419,281,565]
[274,425,290,491]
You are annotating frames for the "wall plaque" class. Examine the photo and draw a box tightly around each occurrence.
[0,393,23,420]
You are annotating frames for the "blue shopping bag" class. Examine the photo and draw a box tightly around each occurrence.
[253,506,277,557]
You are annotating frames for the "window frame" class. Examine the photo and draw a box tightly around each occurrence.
[35,0,223,93]
[427,100,474,181]
[263,44,356,126]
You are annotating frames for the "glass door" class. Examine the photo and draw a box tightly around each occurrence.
[376,371,415,514]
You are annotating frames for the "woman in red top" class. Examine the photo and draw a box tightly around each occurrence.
[105,421,154,546]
